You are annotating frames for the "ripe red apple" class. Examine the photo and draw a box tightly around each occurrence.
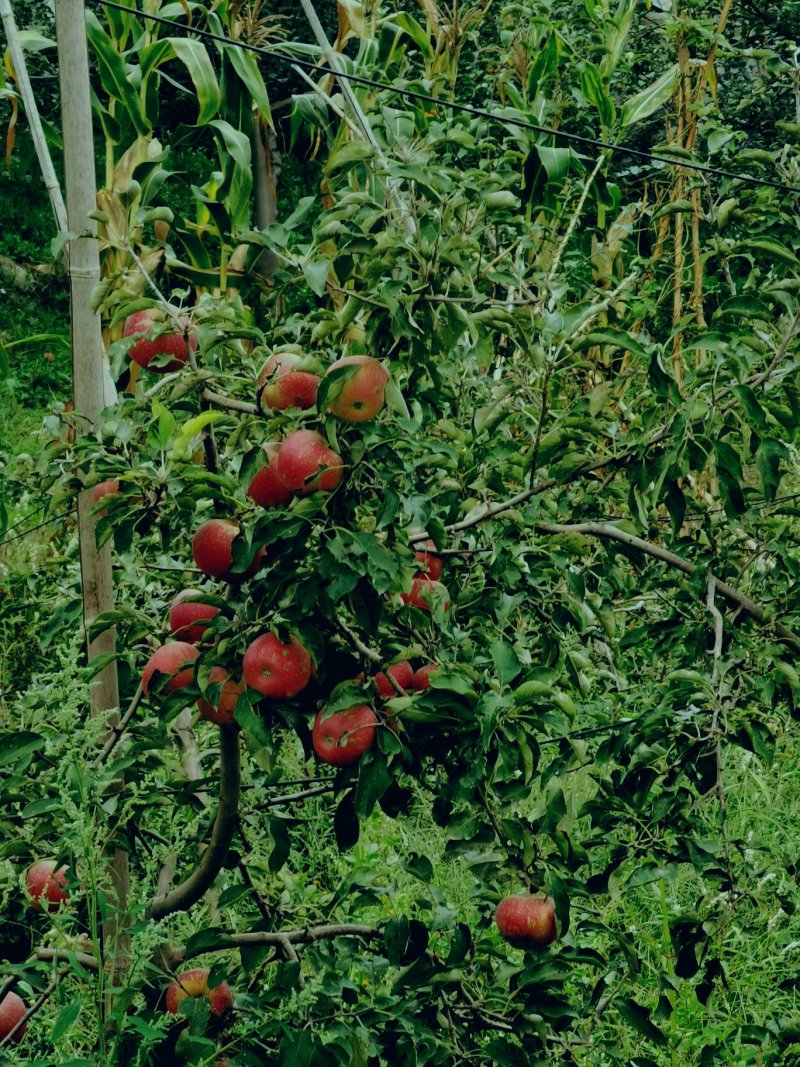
[495,894,557,949]
[197,667,245,725]
[25,859,69,912]
[142,642,199,696]
[312,704,378,766]
[0,991,27,1043]
[248,443,294,508]
[413,537,443,581]
[90,478,120,517]
[276,430,344,494]
[124,308,196,373]
[168,590,220,645]
[374,661,414,700]
[411,663,439,691]
[401,576,451,611]
[243,633,312,699]
[326,355,389,423]
[191,519,264,582]
[165,968,233,1016]
[259,352,320,411]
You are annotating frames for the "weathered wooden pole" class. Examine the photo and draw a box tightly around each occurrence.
[55,0,128,976]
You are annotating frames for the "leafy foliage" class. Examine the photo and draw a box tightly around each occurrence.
[1,0,800,1064]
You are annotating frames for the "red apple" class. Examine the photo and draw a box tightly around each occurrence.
[124,308,196,373]
[0,991,27,1043]
[90,478,120,517]
[413,537,443,581]
[165,968,233,1016]
[401,576,451,612]
[197,667,245,726]
[259,352,320,411]
[411,663,439,691]
[243,633,312,699]
[25,859,69,912]
[248,444,294,508]
[142,642,199,696]
[191,519,264,582]
[276,430,344,494]
[374,661,414,700]
[168,590,220,645]
[312,704,378,766]
[326,355,389,423]
[495,894,557,949]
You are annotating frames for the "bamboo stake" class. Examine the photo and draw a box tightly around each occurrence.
[0,0,67,233]
[55,0,128,979]
[298,0,415,239]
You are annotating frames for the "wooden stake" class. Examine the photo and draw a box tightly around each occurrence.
[55,0,128,978]
[0,0,67,233]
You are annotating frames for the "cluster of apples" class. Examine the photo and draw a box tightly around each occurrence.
[401,535,451,612]
[258,350,390,424]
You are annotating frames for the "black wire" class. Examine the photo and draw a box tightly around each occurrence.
[94,0,800,196]
[0,508,75,549]
[0,501,47,537]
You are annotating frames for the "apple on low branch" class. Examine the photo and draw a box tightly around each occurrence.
[325,355,389,423]
[258,352,321,411]
[312,704,378,766]
[25,859,69,912]
[374,661,414,700]
[197,667,246,725]
[275,430,344,495]
[243,633,312,699]
[168,590,220,645]
[401,576,451,612]
[165,968,233,1017]
[192,519,265,582]
[142,642,199,696]
[0,991,27,1043]
[495,894,557,949]
[248,443,294,508]
[124,308,196,373]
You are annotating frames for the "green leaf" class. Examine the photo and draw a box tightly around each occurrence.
[756,438,788,501]
[355,752,392,818]
[620,65,680,128]
[169,38,221,124]
[491,638,522,687]
[303,258,331,297]
[735,239,800,270]
[51,1001,81,1043]
[581,62,615,127]
[617,998,669,1047]
[0,732,44,767]
[85,13,151,137]
[225,43,271,122]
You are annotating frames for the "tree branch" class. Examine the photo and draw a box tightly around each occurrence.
[536,520,800,653]
[171,923,380,965]
[203,387,258,415]
[0,967,69,1048]
[91,682,144,768]
[146,725,240,921]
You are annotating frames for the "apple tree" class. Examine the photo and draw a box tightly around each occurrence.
[1,1,800,1064]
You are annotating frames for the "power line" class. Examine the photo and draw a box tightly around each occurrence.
[94,0,800,196]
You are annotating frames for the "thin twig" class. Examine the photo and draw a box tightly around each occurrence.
[91,683,144,768]
[0,967,70,1048]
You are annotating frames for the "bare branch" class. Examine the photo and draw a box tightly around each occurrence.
[252,783,334,809]
[537,520,800,653]
[334,616,382,664]
[171,922,380,965]
[35,948,99,970]
[203,387,259,415]
[147,725,241,921]
[92,682,144,768]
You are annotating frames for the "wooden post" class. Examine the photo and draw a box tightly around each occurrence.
[55,0,128,977]
[0,0,68,234]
